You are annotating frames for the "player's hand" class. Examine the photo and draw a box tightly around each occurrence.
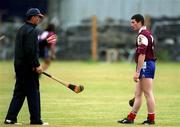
[133,72,140,82]
[36,66,43,74]
[47,34,57,44]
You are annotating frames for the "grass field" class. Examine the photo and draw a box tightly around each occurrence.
[0,61,180,127]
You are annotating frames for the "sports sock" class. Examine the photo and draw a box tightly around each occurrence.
[127,111,136,121]
[148,113,155,122]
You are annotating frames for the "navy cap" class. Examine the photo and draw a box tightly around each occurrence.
[26,8,44,18]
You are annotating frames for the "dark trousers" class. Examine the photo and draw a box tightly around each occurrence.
[5,66,41,122]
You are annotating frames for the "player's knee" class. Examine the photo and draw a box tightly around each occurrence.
[135,90,143,96]
[143,91,152,98]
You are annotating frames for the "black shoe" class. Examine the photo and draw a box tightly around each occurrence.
[4,119,21,125]
[30,120,49,125]
[142,119,155,125]
[117,118,134,124]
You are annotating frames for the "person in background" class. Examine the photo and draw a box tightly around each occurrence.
[118,14,156,125]
[4,8,48,125]
[38,23,57,71]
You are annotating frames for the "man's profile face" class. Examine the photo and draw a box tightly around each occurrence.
[31,15,43,25]
[131,19,141,31]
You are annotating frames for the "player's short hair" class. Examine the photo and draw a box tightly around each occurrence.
[131,14,144,25]
[46,24,56,32]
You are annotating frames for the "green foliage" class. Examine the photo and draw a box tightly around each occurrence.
[0,61,180,127]
[156,49,171,61]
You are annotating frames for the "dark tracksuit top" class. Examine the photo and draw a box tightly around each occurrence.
[15,22,40,68]
[5,22,42,123]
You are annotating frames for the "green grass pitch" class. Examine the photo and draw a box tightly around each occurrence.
[0,61,180,127]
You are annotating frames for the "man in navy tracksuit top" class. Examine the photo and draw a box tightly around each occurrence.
[4,8,48,125]
[118,14,156,125]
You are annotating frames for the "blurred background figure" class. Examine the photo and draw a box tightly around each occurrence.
[0,0,180,61]
[38,24,57,71]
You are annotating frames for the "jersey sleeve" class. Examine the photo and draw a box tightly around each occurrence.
[137,34,148,54]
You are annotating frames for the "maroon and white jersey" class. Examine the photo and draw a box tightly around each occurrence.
[135,26,156,63]
[38,31,57,45]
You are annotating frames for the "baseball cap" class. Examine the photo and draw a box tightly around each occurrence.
[26,8,44,18]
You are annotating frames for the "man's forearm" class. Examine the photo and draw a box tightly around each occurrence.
[136,54,145,73]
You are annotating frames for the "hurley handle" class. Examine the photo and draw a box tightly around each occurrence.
[42,72,52,78]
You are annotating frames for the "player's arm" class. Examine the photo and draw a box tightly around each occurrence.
[133,34,148,82]
[24,29,40,68]
[47,33,57,59]
[133,54,145,82]
[136,54,145,73]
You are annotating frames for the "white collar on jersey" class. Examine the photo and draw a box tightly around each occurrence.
[138,26,147,33]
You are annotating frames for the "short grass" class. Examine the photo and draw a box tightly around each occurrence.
[0,61,180,127]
